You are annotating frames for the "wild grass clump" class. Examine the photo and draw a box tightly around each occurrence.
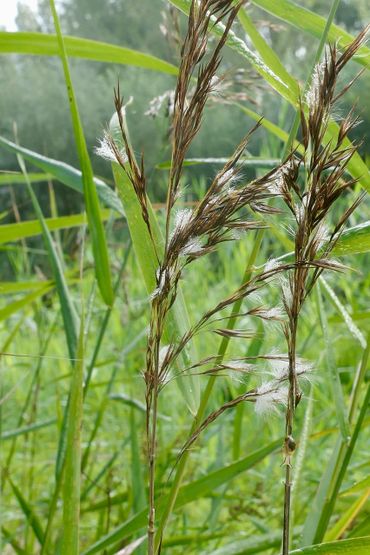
[96,2,369,553]
[1,2,370,555]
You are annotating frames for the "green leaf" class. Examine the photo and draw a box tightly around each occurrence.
[0,31,178,75]
[290,536,370,554]
[0,136,124,215]
[18,151,79,361]
[0,286,53,321]
[201,530,292,554]
[81,440,280,555]
[156,157,281,169]
[62,318,85,555]
[316,284,350,442]
[9,478,44,545]
[0,210,112,244]
[129,406,146,536]
[340,475,370,497]
[250,0,370,70]
[319,276,366,349]
[155,230,266,548]
[234,103,304,153]
[0,172,53,185]
[1,526,27,555]
[331,221,370,256]
[1,419,57,441]
[325,489,370,541]
[237,6,298,93]
[0,280,59,293]
[50,0,113,306]
[109,393,170,421]
[303,334,370,544]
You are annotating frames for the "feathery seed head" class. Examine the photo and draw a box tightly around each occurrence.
[255,382,288,415]
[180,237,204,257]
[94,131,128,164]
[174,209,193,234]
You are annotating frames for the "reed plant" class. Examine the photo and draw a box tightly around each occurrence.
[96,2,369,553]
[1,1,370,555]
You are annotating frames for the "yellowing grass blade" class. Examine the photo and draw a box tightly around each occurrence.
[325,488,370,541]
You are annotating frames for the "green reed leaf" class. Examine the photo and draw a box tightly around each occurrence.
[290,536,370,554]
[251,0,370,70]
[81,439,281,555]
[0,211,112,244]
[0,31,178,74]
[50,0,113,306]
[18,151,79,361]
[9,478,44,546]
[61,317,85,555]
[0,136,124,215]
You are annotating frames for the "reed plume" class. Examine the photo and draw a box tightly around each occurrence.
[279,27,368,555]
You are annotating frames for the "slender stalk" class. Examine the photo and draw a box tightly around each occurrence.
[282,315,298,555]
[61,318,85,555]
[154,229,264,551]
[147,388,159,555]
[280,3,343,551]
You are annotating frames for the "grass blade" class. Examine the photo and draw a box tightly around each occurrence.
[155,229,265,547]
[331,221,370,256]
[290,536,370,554]
[49,0,113,306]
[8,478,44,545]
[1,419,57,441]
[325,488,370,541]
[81,440,280,555]
[237,6,299,95]
[0,172,53,185]
[0,211,112,244]
[61,317,85,554]
[316,284,350,442]
[251,0,370,70]
[156,157,281,169]
[303,333,370,544]
[0,136,124,215]
[0,31,178,74]
[201,530,296,554]
[0,286,53,321]
[18,152,79,361]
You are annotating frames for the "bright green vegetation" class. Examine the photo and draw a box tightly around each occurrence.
[0,1,370,554]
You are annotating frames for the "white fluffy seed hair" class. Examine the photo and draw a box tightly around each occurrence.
[173,209,193,234]
[254,382,288,416]
[181,237,203,256]
[94,131,128,164]
[264,258,281,273]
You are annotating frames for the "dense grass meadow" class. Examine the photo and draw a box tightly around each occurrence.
[1,1,370,554]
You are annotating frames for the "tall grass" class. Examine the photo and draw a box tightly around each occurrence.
[0,1,369,555]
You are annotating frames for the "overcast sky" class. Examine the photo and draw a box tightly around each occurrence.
[1,0,40,31]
